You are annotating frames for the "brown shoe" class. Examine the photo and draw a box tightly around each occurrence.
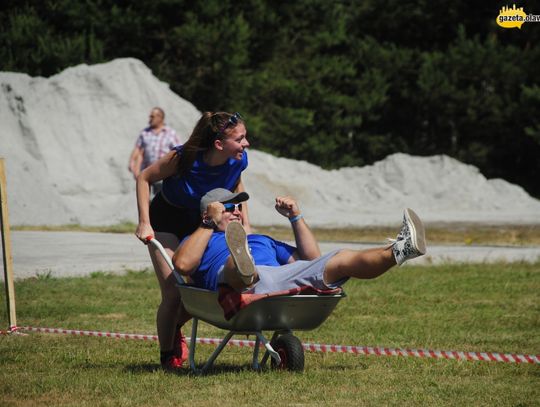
[225,222,256,285]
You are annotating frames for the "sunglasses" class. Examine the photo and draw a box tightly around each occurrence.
[223,203,242,213]
[217,112,243,137]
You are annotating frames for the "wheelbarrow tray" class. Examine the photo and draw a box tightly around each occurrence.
[179,285,344,332]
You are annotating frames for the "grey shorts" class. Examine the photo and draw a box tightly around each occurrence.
[242,250,348,294]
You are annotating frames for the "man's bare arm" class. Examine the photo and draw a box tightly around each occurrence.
[128,146,143,178]
[171,202,224,275]
[274,196,321,261]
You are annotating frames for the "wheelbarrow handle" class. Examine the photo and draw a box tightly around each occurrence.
[146,237,186,285]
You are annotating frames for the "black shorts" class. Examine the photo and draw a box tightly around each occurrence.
[149,192,201,240]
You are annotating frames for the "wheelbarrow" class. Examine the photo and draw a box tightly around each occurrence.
[149,238,345,374]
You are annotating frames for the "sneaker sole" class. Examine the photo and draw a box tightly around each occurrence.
[225,222,256,285]
[405,208,426,255]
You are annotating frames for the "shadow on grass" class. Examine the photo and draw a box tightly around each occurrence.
[125,363,169,374]
[124,362,259,376]
[324,362,369,371]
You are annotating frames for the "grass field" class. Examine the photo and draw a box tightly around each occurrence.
[1,262,539,406]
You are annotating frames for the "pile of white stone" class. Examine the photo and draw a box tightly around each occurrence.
[1,58,539,227]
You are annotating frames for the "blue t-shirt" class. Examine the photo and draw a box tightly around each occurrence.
[161,147,248,209]
[186,233,296,291]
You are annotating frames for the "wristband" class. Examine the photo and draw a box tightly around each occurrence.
[201,217,216,229]
[289,214,303,223]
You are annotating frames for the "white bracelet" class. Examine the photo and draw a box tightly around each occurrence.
[289,214,303,223]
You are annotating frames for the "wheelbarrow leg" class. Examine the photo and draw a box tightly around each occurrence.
[188,317,199,373]
[253,332,281,369]
[199,331,234,374]
[253,335,262,369]
[189,317,236,374]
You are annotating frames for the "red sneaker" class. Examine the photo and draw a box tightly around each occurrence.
[173,328,189,364]
[161,355,185,372]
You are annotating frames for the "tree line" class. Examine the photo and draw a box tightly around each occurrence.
[1,0,539,197]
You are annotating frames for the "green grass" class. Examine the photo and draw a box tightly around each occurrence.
[1,263,539,406]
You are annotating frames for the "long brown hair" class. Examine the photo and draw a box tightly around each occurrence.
[175,112,243,178]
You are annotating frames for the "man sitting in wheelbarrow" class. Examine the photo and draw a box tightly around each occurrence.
[172,188,426,294]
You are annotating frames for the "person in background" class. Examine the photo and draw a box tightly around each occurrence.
[129,107,181,196]
[135,112,251,371]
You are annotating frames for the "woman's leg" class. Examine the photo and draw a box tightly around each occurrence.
[148,232,181,352]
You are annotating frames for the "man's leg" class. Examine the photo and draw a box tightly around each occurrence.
[324,208,426,285]
[323,247,396,284]
[222,255,259,291]
[224,222,257,287]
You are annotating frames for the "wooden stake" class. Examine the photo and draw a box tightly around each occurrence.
[0,158,17,330]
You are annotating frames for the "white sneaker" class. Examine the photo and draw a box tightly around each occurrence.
[225,222,256,285]
[391,208,426,265]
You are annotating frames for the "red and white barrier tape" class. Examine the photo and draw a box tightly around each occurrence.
[301,343,539,364]
[17,326,158,341]
[9,326,539,364]
[0,325,20,335]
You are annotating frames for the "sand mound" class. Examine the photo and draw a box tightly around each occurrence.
[0,58,199,225]
[1,58,539,227]
[245,151,540,226]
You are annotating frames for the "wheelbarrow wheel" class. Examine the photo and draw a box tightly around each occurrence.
[270,333,304,372]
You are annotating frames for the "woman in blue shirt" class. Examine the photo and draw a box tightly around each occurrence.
[135,111,250,371]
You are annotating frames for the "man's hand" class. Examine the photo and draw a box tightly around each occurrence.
[202,202,226,225]
[275,196,301,219]
[276,195,319,261]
